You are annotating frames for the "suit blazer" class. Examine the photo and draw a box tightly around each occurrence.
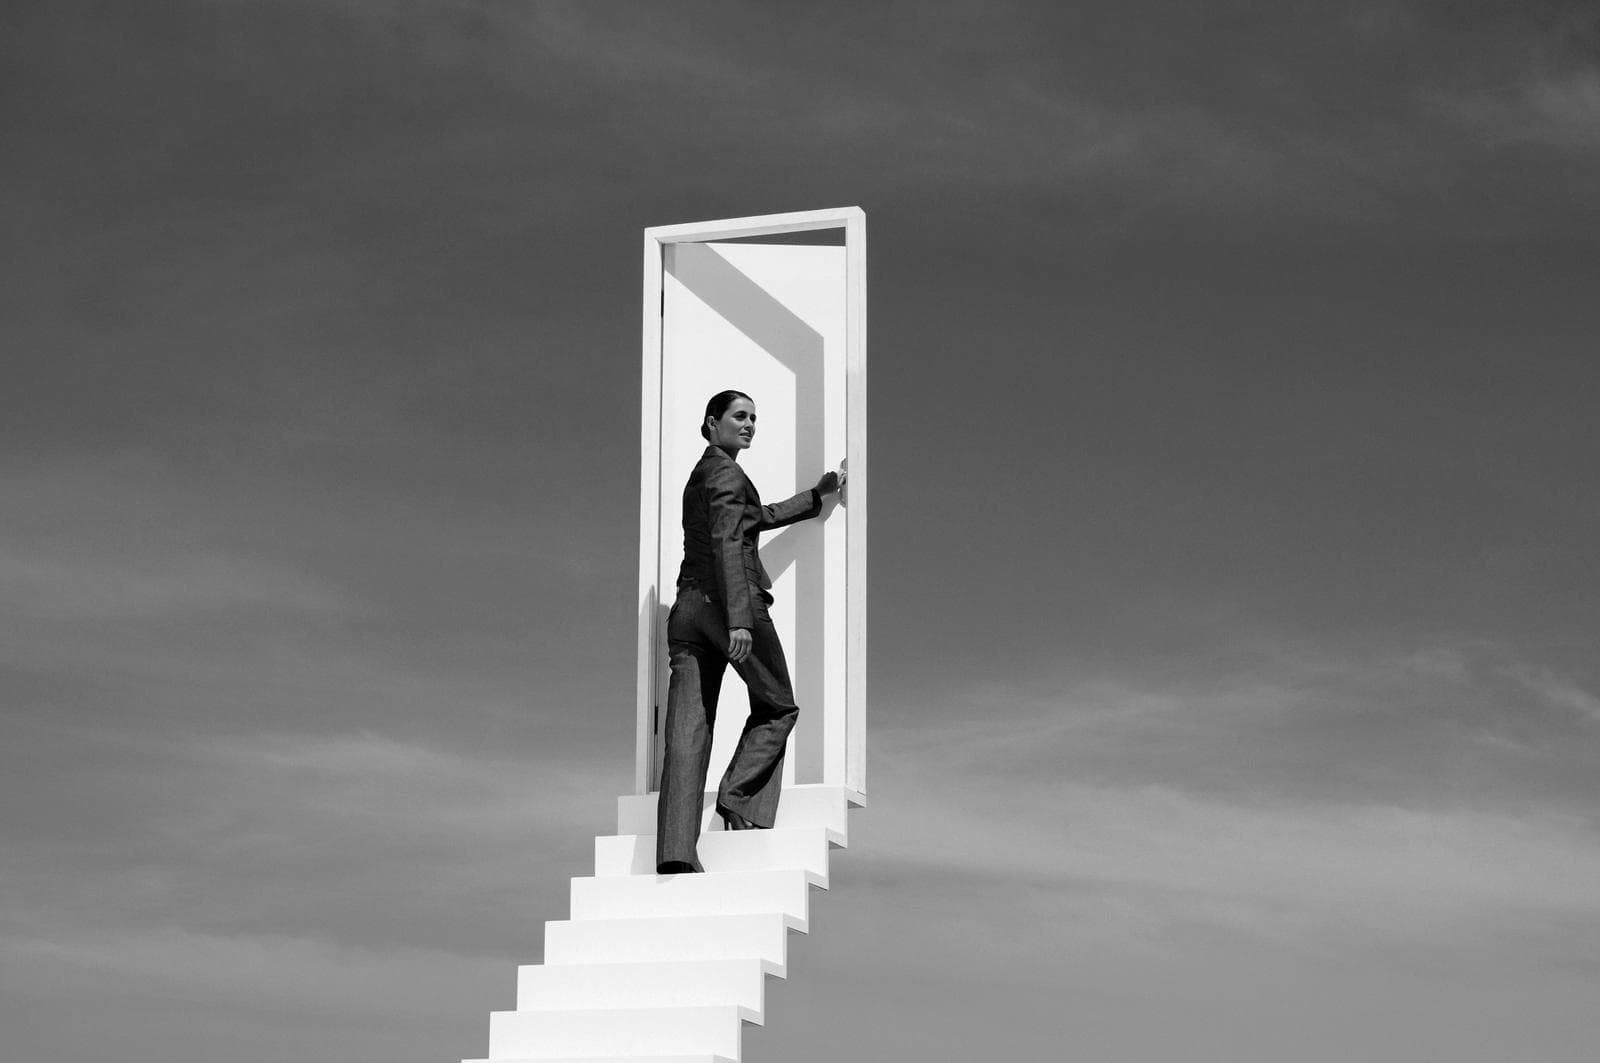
[676,445,821,630]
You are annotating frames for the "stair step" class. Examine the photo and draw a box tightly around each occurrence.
[543,913,790,976]
[570,869,812,931]
[594,828,830,883]
[616,785,849,846]
[466,1057,733,1063]
[466,1056,733,1063]
[461,786,862,1061]
[516,959,766,1024]
[486,1005,742,1060]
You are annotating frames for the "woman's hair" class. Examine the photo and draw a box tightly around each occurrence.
[700,389,753,440]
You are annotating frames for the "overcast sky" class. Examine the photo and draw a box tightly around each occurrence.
[3,2,1598,1061]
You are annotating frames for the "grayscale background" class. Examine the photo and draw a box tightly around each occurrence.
[3,3,1597,1061]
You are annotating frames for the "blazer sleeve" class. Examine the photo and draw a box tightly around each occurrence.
[757,488,822,531]
[705,462,759,630]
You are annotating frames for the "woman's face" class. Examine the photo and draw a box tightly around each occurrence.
[707,397,756,451]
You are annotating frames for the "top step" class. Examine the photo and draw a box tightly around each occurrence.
[467,1056,733,1063]
[616,785,852,845]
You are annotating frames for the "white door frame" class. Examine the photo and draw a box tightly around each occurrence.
[636,207,866,801]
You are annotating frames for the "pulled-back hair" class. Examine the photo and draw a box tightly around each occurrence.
[700,390,753,440]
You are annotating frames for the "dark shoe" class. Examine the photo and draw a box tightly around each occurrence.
[656,860,700,874]
[717,806,758,831]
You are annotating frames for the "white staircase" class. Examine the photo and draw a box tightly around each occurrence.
[464,784,860,1063]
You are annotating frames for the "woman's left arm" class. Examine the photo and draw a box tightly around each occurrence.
[756,469,843,531]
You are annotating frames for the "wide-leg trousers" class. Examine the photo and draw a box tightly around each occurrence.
[655,586,799,873]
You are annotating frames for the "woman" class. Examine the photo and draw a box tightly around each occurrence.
[656,389,843,875]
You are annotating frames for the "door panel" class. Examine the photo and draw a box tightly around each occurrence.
[653,242,848,790]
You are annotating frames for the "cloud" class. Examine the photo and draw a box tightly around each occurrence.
[180,729,613,843]
[1,727,620,955]
[7,925,488,1015]
[862,765,1600,969]
[0,725,606,1056]
[1428,68,1600,152]
[3,6,1597,1062]
[856,634,1600,967]
[0,446,629,735]
[0,547,354,622]
[1508,666,1600,723]
[361,0,1394,225]
[0,921,502,1063]
[883,636,1600,810]
[1418,9,1600,156]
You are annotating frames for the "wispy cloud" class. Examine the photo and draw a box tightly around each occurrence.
[1508,666,1600,723]
[861,634,1600,965]
[1416,5,1600,156]
[874,777,1600,950]
[7,925,489,1015]
[883,637,1600,811]
[2,727,618,955]
[1427,68,1600,152]
[4,5,1598,1062]
[0,920,503,1063]
[394,0,1406,225]
[1,547,353,622]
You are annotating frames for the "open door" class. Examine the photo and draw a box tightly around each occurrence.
[636,208,866,801]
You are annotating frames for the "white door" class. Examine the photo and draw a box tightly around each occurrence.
[637,209,865,799]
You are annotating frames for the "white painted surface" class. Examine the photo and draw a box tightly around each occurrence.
[542,912,790,977]
[615,784,849,846]
[516,958,766,1024]
[486,1005,742,1060]
[467,1057,733,1063]
[463,788,861,1059]
[569,868,812,931]
[841,212,867,793]
[638,208,866,799]
[646,207,862,243]
[656,242,847,794]
[594,827,831,883]
[635,233,666,796]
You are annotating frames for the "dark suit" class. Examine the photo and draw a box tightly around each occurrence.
[656,446,822,873]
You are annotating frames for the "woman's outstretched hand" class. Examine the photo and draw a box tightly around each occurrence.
[727,627,753,663]
[815,467,846,496]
